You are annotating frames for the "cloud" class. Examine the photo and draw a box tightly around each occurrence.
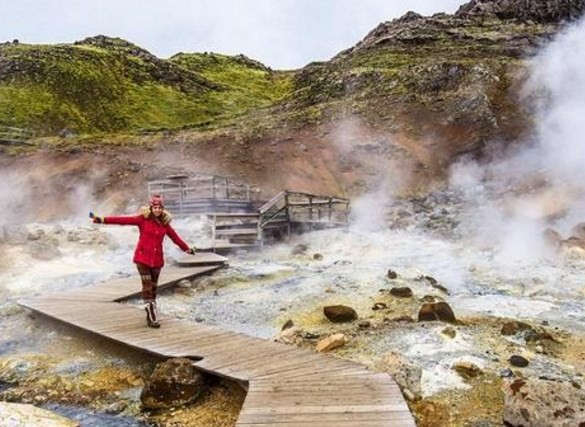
[1,0,464,69]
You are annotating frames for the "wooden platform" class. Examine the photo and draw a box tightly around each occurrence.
[19,253,414,426]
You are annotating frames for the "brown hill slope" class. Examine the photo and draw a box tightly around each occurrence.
[1,0,584,220]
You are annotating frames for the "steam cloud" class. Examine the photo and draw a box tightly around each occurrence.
[450,17,585,261]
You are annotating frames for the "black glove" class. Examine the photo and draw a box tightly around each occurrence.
[89,212,103,224]
[187,247,196,255]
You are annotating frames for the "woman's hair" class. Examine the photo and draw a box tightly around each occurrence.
[140,206,172,225]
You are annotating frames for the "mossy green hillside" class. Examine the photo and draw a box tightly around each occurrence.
[0,38,293,135]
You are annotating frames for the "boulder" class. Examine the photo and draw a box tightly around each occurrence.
[418,302,457,323]
[503,378,585,426]
[375,351,422,401]
[323,305,357,323]
[316,333,347,352]
[140,358,207,410]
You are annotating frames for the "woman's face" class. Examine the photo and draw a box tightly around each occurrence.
[151,205,163,217]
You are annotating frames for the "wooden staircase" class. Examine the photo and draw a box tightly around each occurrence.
[146,176,350,252]
[207,191,350,251]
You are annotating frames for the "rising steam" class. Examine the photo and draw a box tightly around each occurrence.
[450,17,585,262]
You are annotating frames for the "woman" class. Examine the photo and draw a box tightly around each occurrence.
[90,195,195,328]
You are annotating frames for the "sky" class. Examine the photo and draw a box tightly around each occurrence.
[1,0,465,69]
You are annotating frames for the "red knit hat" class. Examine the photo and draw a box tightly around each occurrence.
[149,194,164,208]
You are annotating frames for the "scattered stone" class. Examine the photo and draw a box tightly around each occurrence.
[3,225,28,245]
[316,333,347,352]
[503,378,585,426]
[177,279,192,289]
[387,269,398,279]
[375,351,422,401]
[0,402,78,426]
[303,332,320,340]
[500,368,514,378]
[418,302,457,323]
[420,295,438,303]
[372,302,387,310]
[312,253,323,261]
[27,240,61,261]
[358,320,371,328]
[441,326,457,338]
[392,315,415,323]
[509,355,529,368]
[452,361,483,380]
[104,401,127,414]
[281,319,294,331]
[27,228,45,241]
[501,320,532,336]
[390,287,413,298]
[291,244,308,255]
[323,305,357,323]
[140,358,207,410]
[275,326,304,345]
[417,275,438,285]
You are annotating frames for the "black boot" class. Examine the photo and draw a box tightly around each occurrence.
[145,301,160,328]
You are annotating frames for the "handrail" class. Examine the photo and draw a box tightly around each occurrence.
[257,190,287,215]
[0,125,35,144]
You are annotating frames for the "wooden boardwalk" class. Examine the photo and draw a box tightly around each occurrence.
[19,253,415,426]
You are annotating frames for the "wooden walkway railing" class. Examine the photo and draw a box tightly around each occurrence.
[19,253,415,426]
[0,125,34,145]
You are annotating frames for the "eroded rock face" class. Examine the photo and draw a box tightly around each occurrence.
[456,0,585,23]
[140,358,207,410]
[503,378,585,426]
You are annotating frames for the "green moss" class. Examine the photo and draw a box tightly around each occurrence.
[0,42,294,136]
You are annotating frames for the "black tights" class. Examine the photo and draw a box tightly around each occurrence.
[136,263,161,302]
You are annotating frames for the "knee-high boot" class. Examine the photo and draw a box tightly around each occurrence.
[144,300,160,328]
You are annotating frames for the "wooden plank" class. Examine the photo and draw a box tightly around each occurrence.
[18,261,414,427]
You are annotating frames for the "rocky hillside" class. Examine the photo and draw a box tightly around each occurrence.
[0,35,291,134]
[1,0,585,215]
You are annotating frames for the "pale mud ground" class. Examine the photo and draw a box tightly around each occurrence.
[1,221,584,426]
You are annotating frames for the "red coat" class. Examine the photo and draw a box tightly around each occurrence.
[104,214,189,268]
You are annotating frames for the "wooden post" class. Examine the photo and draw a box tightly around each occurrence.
[211,214,217,243]
[285,191,291,241]
[225,178,230,199]
[212,176,216,199]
